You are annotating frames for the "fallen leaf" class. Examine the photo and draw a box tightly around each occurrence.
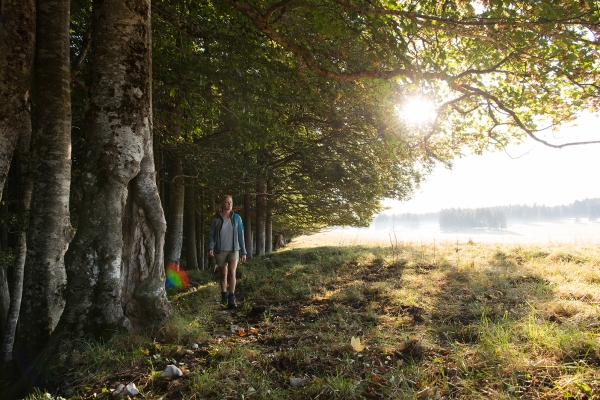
[250,328,259,335]
[351,336,365,352]
[238,328,247,337]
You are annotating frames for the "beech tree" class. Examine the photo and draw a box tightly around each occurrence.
[59,0,170,339]
[19,0,73,359]
[0,0,35,359]
[0,0,35,203]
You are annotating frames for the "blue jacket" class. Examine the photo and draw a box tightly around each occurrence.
[208,211,247,256]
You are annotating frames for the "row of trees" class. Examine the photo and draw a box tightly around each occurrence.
[503,198,600,221]
[375,198,600,232]
[372,212,438,229]
[439,207,507,231]
[1,0,599,395]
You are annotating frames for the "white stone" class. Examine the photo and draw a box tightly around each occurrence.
[160,364,183,378]
[289,377,309,388]
[192,343,199,350]
[113,383,139,397]
[112,384,125,396]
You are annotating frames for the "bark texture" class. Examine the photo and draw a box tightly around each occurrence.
[196,187,205,269]
[244,182,253,259]
[164,159,184,264]
[184,181,198,269]
[19,0,73,356]
[0,0,35,203]
[255,179,266,256]
[1,114,33,364]
[266,178,273,254]
[0,265,8,338]
[61,0,170,338]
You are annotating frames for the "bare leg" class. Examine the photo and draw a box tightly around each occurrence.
[227,259,238,293]
[220,264,228,292]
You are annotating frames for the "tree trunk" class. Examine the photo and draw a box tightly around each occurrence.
[0,202,7,250]
[164,158,184,264]
[60,0,170,339]
[2,124,33,364]
[0,0,35,204]
[196,186,205,269]
[266,178,273,254]
[19,0,73,358]
[244,181,253,259]
[184,180,198,270]
[0,261,8,341]
[255,179,266,256]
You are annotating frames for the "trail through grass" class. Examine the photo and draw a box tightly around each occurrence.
[21,241,600,399]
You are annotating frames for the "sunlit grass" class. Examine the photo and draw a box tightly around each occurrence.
[19,240,600,399]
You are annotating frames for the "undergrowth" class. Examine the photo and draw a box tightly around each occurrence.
[20,241,600,399]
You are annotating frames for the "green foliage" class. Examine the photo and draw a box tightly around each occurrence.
[148,0,435,233]
[65,0,600,237]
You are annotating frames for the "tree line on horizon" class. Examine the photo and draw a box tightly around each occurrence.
[373,197,600,230]
[1,0,599,396]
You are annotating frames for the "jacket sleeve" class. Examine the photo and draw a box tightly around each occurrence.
[237,215,247,256]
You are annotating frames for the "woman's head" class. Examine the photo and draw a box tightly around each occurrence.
[220,195,233,213]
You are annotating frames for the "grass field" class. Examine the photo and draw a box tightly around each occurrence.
[21,233,600,399]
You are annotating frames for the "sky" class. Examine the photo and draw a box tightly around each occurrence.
[382,113,600,215]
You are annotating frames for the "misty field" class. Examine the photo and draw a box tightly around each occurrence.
[289,219,600,249]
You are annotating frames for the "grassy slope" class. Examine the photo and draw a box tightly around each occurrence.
[24,240,600,399]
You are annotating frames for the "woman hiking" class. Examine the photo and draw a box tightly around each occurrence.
[208,195,247,309]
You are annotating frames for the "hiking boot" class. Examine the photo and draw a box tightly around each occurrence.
[228,292,237,309]
[221,291,229,305]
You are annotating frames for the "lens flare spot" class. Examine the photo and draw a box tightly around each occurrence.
[165,262,189,290]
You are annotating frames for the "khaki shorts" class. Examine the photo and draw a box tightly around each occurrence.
[215,250,239,268]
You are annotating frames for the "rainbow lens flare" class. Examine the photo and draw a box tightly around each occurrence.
[165,262,190,290]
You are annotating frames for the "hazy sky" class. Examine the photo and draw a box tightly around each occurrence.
[383,113,600,214]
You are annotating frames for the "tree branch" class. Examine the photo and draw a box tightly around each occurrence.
[457,83,600,148]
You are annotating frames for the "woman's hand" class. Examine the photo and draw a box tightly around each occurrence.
[208,249,214,257]
[241,254,247,263]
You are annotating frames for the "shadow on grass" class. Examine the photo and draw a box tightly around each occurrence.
[27,243,600,400]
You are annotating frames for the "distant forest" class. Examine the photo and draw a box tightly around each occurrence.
[373,198,600,231]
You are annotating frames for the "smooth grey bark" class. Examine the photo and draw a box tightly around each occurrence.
[266,178,273,254]
[164,158,184,264]
[19,0,73,357]
[255,179,266,256]
[60,0,170,338]
[2,123,33,364]
[0,0,35,204]
[184,180,198,269]
[244,181,253,259]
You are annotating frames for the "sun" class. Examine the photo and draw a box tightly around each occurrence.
[396,97,437,126]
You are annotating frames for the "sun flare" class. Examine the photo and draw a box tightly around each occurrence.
[396,97,437,126]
